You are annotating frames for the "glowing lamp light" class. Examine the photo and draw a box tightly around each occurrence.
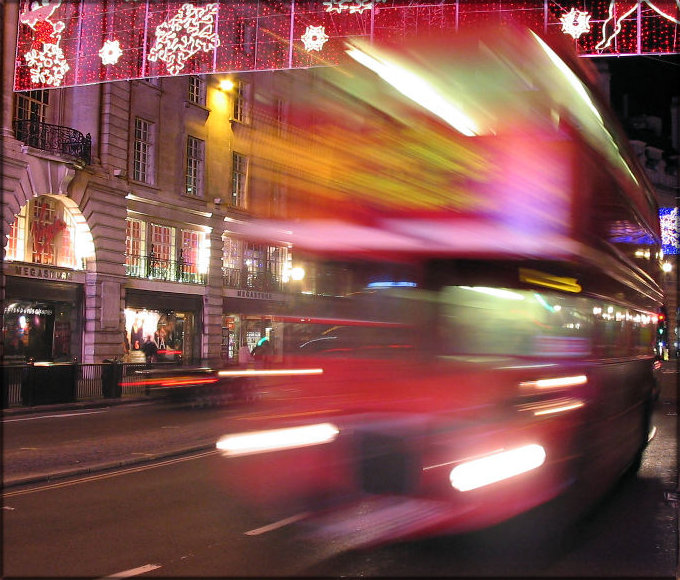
[290,266,305,281]
[662,262,673,273]
[216,422,339,457]
[219,78,235,92]
[449,444,546,492]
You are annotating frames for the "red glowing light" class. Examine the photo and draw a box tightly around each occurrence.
[13,1,680,91]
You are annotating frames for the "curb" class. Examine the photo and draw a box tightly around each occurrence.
[2,397,150,417]
[3,442,217,490]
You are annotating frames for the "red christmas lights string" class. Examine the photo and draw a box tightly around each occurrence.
[13,0,680,91]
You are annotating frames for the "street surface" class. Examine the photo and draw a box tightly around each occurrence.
[2,363,678,577]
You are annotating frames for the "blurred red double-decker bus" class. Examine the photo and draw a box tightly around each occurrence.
[215,25,664,547]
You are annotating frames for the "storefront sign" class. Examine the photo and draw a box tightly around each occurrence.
[5,303,54,316]
[224,288,285,301]
[236,289,273,300]
[12,264,73,281]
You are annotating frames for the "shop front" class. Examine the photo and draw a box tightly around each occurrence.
[125,289,202,364]
[221,291,286,366]
[2,271,83,363]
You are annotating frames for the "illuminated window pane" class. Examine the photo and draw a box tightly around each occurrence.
[125,218,145,277]
[31,198,57,265]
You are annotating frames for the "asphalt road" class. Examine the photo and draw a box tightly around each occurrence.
[2,364,678,577]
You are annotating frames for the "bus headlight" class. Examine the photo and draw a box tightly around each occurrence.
[216,422,340,457]
[449,444,546,491]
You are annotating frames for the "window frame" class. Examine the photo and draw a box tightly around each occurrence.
[188,76,206,106]
[232,80,251,124]
[132,117,154,184]
[231,152,248,208]
[185,135,205,198]
[14,89,49,123]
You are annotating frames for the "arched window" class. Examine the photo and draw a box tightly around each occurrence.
[5,196,81,269]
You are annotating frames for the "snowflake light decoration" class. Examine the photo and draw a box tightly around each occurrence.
[24,42,69,86]
[323,0,387,14]
[301,25,329,52]
[99,39,123,65]
[147,3,220,76]
[660,207,679,255]
[560,8,591,39]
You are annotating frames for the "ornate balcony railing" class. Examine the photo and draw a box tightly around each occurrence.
[125,253,206,285]
[14,119,91,166]
[222,266,283,292]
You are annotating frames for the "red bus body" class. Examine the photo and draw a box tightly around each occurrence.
[215,26,663,547]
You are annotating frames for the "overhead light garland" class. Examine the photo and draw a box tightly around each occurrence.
[323,0,386,14]
[13,1,680,91]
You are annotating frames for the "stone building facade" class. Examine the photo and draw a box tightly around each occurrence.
[2,2,315,366]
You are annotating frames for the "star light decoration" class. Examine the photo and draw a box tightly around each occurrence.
[301,25,329,52]
[147,3,220,76]
[560,8,591,39]
[99,39,123,65]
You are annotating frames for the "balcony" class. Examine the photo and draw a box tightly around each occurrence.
[125,253,206,285]
[14,119,91,167]
[222,266,283,292]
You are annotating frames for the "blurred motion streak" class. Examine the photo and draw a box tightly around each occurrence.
[216,423,340,457]
[449,444,547,492]
[217,368,324,377]
[215,25,664,549]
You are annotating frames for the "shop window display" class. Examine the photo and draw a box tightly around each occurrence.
[124,308,191,363]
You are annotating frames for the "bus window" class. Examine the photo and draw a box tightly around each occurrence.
[437,286,593,358]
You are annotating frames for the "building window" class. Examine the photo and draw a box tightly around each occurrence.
[274,96,287,137]
[185,136,204,197]
[188,76,205,105]
[6,217,21,261]
[222,236,286,291]
[133,118,154,184]
[232,80,251,123]
[231,152,248,208]
[31,198,58,265]
[59,212,76,268]
[149,223,175,280]
[6,199,83,268]
[180,229,204,283]
[125,218,145,277]
[14,89,49,123]
[222,236,243,287]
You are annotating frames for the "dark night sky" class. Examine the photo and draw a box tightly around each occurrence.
[605,54,680,141]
